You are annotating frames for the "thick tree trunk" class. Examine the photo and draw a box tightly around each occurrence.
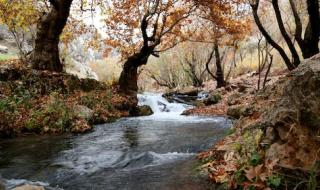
[214,42,226,88]
[119,48,152,95]
[289,0,319,59]
[302,22,320,59]
[303,0,320,58]
[31,0,72,72]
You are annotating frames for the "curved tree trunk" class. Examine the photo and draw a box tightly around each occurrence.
[31,0,73,72]
[119,47,153,95]
[214,41,226,88]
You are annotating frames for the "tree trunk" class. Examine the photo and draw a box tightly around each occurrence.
[302,22,320,59]
[251,1,296,71]
[31,0,73,72]
[272,0,300,67]
[119,48,152,95]
[303,0,320,58]
[289,0,319,59]
[214,41,226,88]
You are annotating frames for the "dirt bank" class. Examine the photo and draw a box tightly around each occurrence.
[0,60,137,137]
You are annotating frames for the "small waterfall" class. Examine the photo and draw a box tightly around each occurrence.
[137,93,192,116]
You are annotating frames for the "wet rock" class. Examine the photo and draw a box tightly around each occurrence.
[197,91,210,100]
[74,105,94,121]
[0,45,8,54]
[12,185,45,190]
[157,101,170,112]
[163,87,199,104]
[130,105,153,116]
[178,87,199,96]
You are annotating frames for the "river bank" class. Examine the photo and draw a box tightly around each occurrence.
[195,55,320,189]
[0,60,136,137]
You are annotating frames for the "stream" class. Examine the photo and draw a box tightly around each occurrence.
[0,93,232,190]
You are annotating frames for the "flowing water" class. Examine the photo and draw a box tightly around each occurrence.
[0,93,232,190]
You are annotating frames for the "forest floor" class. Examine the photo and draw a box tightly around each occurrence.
[189,55,320,190]
[183,69,288,117]
[0,60,137,138]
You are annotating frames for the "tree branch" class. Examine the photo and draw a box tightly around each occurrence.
[272,0,300,67]
[205,46,217,80]
[250,0,295,70]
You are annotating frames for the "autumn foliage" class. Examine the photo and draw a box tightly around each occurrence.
[104,0,196,59]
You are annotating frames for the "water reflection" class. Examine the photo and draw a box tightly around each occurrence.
[123,127,139,148]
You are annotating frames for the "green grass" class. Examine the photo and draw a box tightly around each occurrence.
[0,53,17,61]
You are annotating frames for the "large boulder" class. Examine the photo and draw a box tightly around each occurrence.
[73,105,94,121]
[260,55,320,168]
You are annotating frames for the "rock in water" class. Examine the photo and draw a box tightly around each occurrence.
[130,105,153,116]
[0,45,8,54]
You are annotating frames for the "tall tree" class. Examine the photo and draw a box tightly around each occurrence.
[272,0,300,67]
[31,0,73,72]
[250,0,296,70]
[250,0,320,71]
[104,0,196,95]
[193,0,250,88]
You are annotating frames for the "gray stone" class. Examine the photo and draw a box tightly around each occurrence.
[74,105,94,121]
[131,105,153,116]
